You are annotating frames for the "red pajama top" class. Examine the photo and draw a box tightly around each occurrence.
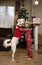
[13,26,23,38]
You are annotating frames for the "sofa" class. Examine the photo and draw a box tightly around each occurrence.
[0,28,12,51]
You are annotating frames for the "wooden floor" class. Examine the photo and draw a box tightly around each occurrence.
[0,48,42,65]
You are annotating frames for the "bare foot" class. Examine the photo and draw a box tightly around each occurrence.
[25,56,28,58]
[27,58,32,60]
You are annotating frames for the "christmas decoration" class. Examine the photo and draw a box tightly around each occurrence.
[18,4,29,20]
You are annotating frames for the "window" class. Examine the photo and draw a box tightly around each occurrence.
[0,6,15,28]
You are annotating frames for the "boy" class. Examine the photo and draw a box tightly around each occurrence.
[25,21,32,60]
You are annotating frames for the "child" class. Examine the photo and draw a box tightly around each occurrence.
[25,21,32,60]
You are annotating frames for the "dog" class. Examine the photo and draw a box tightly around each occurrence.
[3,19,25,61]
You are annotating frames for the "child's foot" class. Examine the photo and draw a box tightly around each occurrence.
[25,56,28,58]
[27,58,32,60]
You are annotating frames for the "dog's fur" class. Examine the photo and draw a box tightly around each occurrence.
[3,19,25,61]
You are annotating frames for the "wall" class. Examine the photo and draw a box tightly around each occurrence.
[32,0,42,45]
[24,0,32,16]
[24,0,42,44]
[32,0,42,34]
[0,0,15,6]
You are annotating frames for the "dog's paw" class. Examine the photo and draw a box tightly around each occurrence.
[12,58,15,61]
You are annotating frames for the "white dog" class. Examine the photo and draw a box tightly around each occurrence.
[3,19,25,61]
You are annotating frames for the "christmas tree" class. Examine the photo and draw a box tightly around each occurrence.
[18,4,29,21]
[17,4,28,48]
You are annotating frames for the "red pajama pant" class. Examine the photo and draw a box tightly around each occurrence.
[25,28,32,58]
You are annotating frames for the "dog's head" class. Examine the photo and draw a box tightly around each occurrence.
[17,19,25,26]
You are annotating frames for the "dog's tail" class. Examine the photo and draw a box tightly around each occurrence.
[3,39,11,48]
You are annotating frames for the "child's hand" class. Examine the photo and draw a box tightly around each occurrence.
[31,28,32,31]
[21,36,24,38]
[26,28,29,30]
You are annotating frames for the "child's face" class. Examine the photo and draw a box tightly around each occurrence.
[25,21,30,27]
[25,23,29,27]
